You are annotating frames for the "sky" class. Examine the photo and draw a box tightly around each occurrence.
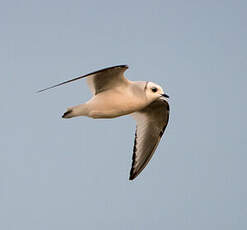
[1,0,247,229]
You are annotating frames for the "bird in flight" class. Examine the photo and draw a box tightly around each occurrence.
[38,65,170,180]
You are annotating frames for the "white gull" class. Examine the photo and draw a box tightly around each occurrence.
[38,65,170,180]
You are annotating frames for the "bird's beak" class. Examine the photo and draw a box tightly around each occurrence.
[161,93,169,98]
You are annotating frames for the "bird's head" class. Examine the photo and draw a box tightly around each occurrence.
[145,82,169,102]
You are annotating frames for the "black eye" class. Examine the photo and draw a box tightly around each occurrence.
[151,87,157,93]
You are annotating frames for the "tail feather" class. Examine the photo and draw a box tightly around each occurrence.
[62,109,73,118]
[62,104,89,119]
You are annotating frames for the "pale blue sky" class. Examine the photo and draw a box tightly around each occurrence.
[1,0,247,229]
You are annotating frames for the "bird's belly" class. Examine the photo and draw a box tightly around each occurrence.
[87,92,146,119]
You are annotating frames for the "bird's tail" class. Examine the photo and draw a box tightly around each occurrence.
[62,104,89,119]
[62,109,73,118]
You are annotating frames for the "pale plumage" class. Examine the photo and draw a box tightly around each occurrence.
[38,65,170,180]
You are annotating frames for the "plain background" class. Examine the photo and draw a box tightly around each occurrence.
[1,0,247,229]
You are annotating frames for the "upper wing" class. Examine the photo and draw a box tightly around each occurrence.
[129,98,170,180]
[86,65,128,95]
[37,65,129,94]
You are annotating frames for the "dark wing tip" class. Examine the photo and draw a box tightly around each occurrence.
[129,167,139,180]
[129,173,136,180]
[129,131,138,181]
[36,87,51,93]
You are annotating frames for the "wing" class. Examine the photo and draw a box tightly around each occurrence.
[86,65,128,95]
[37,65,129,94]
[129,98,170,180]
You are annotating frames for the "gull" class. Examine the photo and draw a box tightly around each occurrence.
[38,65,170,180]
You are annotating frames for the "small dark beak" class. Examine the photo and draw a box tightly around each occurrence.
[161,93,169,98]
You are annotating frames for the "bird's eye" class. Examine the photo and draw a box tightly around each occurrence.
[151,87,158,93]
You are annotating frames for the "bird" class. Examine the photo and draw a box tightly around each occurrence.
[38,65,170,180]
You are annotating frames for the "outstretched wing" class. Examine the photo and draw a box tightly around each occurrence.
[129,98,169,180]
[37,65,129,94]
[86,65,128,95]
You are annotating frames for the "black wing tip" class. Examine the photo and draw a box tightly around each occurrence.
[36,84,61,93]
[129,130,138,181]
[129,174,135,180]
[36,88,47,93]
[129,170,138,180]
